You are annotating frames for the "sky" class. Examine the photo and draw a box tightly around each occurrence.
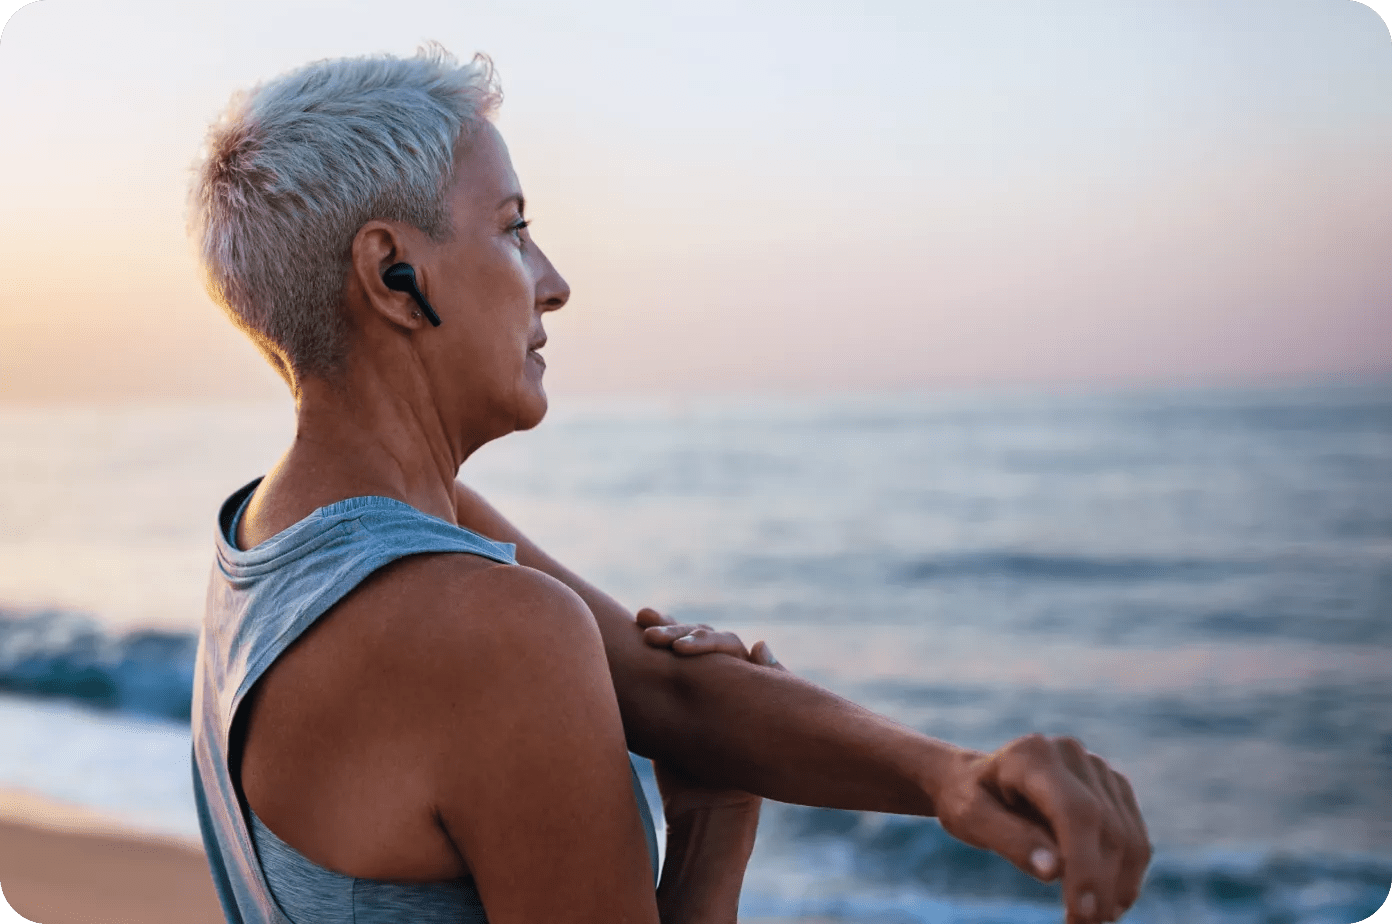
[0,0,1389,403]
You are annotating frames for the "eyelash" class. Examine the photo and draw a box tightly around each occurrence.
[509,218,530,243]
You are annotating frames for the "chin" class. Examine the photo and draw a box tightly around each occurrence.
[513,389,549,432]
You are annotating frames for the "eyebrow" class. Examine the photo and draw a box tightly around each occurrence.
[496,192,526,213]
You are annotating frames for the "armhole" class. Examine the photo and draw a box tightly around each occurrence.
[227,687,255,825]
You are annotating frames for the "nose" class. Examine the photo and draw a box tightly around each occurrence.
[534,246,570,314]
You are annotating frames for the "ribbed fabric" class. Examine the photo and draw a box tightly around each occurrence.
[192,479,659,924]
[247,810,487,924]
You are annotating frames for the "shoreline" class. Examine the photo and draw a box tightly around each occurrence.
[0,789,823,924]
[0,788,223,924]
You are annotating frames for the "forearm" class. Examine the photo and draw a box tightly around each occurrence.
[530,543,976,814]
[617,639,972,815]
[657,805,760,924]
[452,480,976,815]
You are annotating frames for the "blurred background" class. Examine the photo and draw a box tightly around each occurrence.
[1,1,1390,922]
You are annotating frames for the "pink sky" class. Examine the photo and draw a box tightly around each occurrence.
[1,0,1389,402]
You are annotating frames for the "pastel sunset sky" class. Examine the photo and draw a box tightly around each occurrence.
[1,0,1389,402]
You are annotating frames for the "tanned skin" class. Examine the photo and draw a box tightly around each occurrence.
[233,121,1150,924]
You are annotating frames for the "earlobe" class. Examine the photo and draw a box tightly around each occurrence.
[350,222,432,330]
[383,264,442,327]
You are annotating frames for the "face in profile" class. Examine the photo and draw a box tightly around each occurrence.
[412,122,570,438]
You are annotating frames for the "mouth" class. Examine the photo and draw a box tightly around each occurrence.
[527,337,547,368]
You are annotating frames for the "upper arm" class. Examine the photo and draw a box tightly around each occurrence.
[401,561,659,924]
[452,481,689,755]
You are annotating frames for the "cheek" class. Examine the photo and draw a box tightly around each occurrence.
[476,249,533,317]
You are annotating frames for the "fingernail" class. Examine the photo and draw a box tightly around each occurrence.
[1030,848,1056,877]
[764,647,778,665]
[1078,892,1096,918]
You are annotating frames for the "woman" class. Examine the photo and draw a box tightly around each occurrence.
[190,46,1150,924]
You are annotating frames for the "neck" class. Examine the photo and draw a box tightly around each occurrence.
[271,357,491,526]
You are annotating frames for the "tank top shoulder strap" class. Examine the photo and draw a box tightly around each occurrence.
[193,478,520,924]
[209,478,519,724]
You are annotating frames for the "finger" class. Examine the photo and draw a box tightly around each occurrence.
[1069,890,1099,924]
[671,628,750,659]
[749,640,789,672]
[1031,740,1113,924]
[642,623,699,639]
[642,624,701,647]
[943,779,1062,884]
[635,607,675,628]
[1068,844,1114,924]
[1083,752,1153,922]
[996,736,1111,923]
[1100,764,1150,915]
[1088,765,1132,921]
[1069,797,1129,920]
[1072,753,1126,923]
[1114,769,1146,842]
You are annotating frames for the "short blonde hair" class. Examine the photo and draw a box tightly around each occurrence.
[189,44,502,382]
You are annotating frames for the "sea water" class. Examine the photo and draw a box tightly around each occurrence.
[1,384,1389,923]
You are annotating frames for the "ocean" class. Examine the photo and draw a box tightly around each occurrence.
[1,383,1389,923]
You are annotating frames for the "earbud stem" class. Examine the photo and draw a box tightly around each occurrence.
[382,263,442,327]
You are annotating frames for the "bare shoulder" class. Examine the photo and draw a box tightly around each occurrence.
[378,554,603,669]
[375,555,614,708]
[239,553,618,877]
[267,553,617,758]
[370,555,658,920]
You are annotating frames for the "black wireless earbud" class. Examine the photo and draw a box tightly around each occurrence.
[383,263,442,327]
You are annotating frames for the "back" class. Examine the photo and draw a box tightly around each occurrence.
[192,480,658,924]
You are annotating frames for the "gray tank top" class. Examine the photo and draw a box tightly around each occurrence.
[192,479,659,924]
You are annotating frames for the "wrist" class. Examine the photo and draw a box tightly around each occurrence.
[657,803,760,924]
[665,799,762,842]
[909,739,984,818]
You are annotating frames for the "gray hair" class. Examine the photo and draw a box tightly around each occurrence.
[189,44,502,383]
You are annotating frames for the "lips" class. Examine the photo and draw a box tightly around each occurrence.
[527,335,547,368]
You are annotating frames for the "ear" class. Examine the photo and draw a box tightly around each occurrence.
[348,221,430,329]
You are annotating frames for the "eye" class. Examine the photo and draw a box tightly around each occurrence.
[508,217,531,245]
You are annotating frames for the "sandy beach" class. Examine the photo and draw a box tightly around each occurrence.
[0,789,826,924]
[0,789,223,924]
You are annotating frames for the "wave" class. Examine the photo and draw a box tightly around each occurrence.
[2,610,1388,922]
[757,806,1392,924]
[894,552,1252,585]
[729,550,1260,594]
[0,609,196,722]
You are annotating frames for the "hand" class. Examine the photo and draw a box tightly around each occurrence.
[934,734,1151,924]
[635,608,783,820]
[636,607,783,668]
